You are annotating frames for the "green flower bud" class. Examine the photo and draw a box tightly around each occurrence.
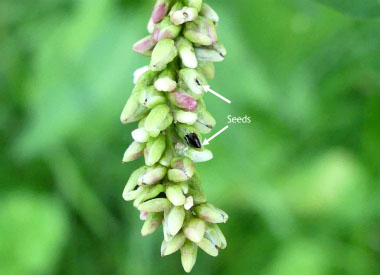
[144,134,167,166]
[184,148,213,162]
[123,186,145,201]
[184,217,206,243]
[200,3,219,24]
[153,17,182,42]
[166,184,186,206]
[159,137,175,167]
[161,231,186,256]
[138,198,171,212]
[194,106,216,134]
[151,0,172,24]
[196,237,218,257]
[138,165,167,185]
[213,42,227,56]
[154,67,177,92]
[123,166,147,196]
[179,68,208,98]
[120,92,145,124]
[176,123,202,148]
[163,209,173,242]
[174,109,198,125]
[122,141,145,163]
[157,112,174,133]
[150,39,178,71]
[205,223,227,249]
[194,203,228,223]
[197,61,215,79]
[144,104,170,137]
[168,206,186,236]
[120,70,157,124]
[133,184,165,207]
[170,7,198,25]
[168,157,195,183]
[184,0,202,12]
[133,35,156,56]
[124,106,150,124]
[195,42,227,62]
[139,86,167,109]
[132,127,150,143]
[184,17,217,46]
[141,212,164,236]
[168,90,198,111]
[176,37,198,68]
[168,169,187,182]
[181,240,198,273]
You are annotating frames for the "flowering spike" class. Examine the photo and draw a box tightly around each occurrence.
[120,1,228,272]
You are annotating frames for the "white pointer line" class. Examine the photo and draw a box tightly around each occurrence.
[203,125,229,146]
[203,86,231,104]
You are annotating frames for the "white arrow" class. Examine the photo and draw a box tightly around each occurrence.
[203,125,229,146]
[203,85,231,104]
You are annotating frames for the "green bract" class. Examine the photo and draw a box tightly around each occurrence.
[121,0,228,272]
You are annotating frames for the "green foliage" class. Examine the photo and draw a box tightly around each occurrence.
[1,0,380,274]
[314,0,380,18]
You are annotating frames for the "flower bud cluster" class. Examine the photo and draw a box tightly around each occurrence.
[121,0,227,272]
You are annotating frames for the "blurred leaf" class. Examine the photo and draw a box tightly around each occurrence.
[314,0,380,18]
[0,192,68,275]
[265,238,330,275]
[279,149,368,220]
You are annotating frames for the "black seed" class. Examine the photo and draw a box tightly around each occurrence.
[185,133,202,148]
[195,79,201,86]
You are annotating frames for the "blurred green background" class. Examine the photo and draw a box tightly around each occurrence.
[1,0,380,274]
